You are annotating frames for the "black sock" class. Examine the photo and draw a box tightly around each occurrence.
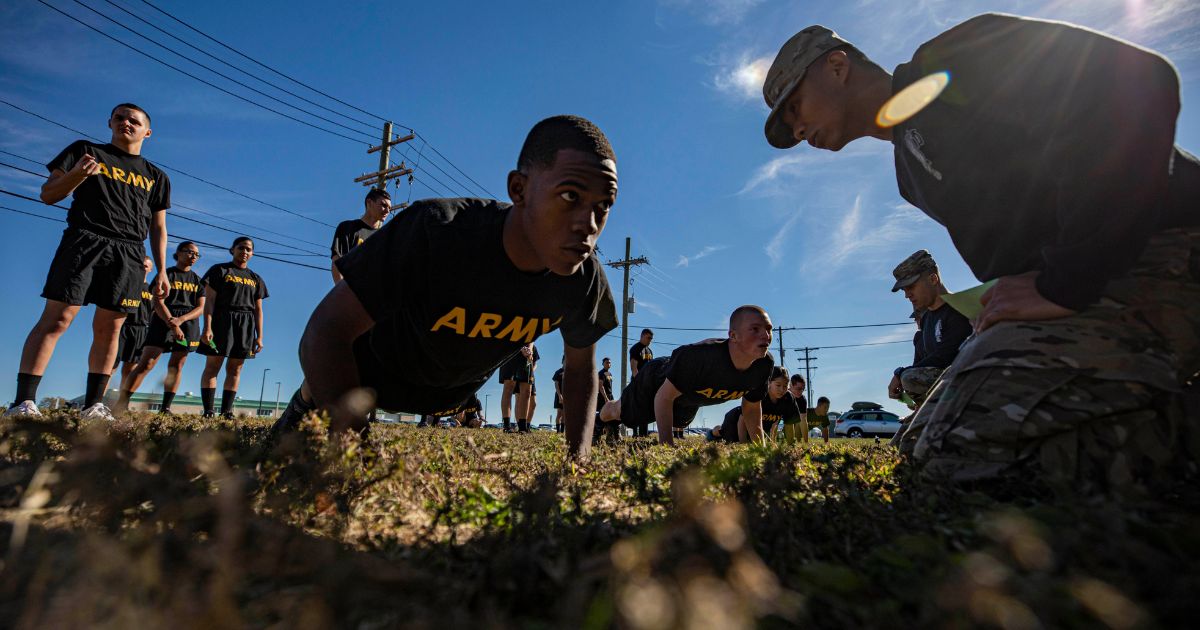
[517,418,528,432]
[84,373,109,408]
[161,390,176,412]
[221,390,236,416]
[201,388,216,415]
[13,373,41,406]
[502,417,511,431]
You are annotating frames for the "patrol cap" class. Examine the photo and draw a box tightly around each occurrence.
[891,250,938,292]
[763,25,853,149]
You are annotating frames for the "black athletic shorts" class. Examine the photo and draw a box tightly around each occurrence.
[617,357,698,429]
[146,313,201,353]
[554,394,563,410]
[42,228,146,313]
[198,310,258,359]
[497,354,521,383]
[354,333,485,415]
[114,323,149,365]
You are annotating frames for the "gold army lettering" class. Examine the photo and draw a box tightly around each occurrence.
[94,161,156,192]
[223,274,258,288]
[430,307,563,344]
[173,280,200,293]
[120,297,141,308]
[694,388,749,401]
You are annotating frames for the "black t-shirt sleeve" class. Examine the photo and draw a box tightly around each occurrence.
[917,14,1181,309]
[149,168,170,212]
[559,260,618,349]
[200,264,221,289]
[47,140,87,174]
[335,206,428,322]
[330,223,352,259]
[532,346,540,364]
[663,347,695,389]
[740,356,774,403]
[912,309,971,369]
[629,343,640,364]
[256,273,269,301]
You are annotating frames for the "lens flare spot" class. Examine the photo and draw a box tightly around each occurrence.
[876,71,950,128]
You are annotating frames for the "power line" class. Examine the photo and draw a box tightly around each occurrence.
[100,0,380,133]
[0,160,327,256]
[71,0,379,141]
[633,322,911,332]
[415,132,498,198]
[797,340,911,351]
[0,98,336,228]
[36,0,371,145]
[0,188,327,272]
[134,0,393,127]
[0,147,329,251]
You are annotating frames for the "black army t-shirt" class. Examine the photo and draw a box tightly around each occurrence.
[330,219,378,259]
[47,141,171,241]
[160,266,203,316]
[128,281,154,326]
[553,367,565,403]
[201,263,269,312]
[336,198,618,389]
[598,367,614,400]
[910,303,971,370]
[629,342,653,372]
[664,340,774,410]
[761,391,802,427]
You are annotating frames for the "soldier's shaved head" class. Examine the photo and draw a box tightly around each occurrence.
[729,305,770,331]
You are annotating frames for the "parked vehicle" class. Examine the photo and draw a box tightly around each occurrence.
[834,408,903,438]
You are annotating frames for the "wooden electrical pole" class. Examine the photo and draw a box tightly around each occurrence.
[356,121,415,195]
[776,326,785,365]
[798,347,818,405]
[605,237,648,390]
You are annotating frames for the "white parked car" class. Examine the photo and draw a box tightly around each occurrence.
[834,409,903,438]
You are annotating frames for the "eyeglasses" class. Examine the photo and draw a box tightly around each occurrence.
[181,250,201,258]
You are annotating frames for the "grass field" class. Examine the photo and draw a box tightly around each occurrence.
[2,412,1198,629]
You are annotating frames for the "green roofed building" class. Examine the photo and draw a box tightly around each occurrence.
[67,390,416,423]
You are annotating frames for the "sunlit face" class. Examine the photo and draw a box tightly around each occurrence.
[789,381,806,399]
[366,195,392,224]
[780,52,853,151]
[142,257,152,277]
[603,358,611,370]
[512,148,618,276]
[640,331,653,345]
[175,245,201,268]
[729,310,773,358]
[768,377,789,400]
[902,272,940,311]
[232,240,254,266]
[816,401,830,414]
[109,107,150,144]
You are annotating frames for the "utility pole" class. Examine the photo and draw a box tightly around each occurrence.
[799,347,818,405]
[605,237,648,390]
[776,326,785,365]
[355,121,415,196]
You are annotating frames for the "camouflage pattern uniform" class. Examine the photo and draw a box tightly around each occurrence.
[897,228,1200,490]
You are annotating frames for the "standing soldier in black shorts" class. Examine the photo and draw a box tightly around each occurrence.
[552,358,565,433]
[7,104,171,420]
[498,343,539,432]
[273,115,619,458]
[627,329,654,435]
[600,306,776,445]
[330,188,392,284]
[197,237,268,418]
[114,256,155,384]
[115,241,204,414]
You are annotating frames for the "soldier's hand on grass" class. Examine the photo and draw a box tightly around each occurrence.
[977,271,1076,333]
[888,374,903,399]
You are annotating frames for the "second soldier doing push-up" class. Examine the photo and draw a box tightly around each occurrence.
[274,115,619,457]
[599,306,776,445]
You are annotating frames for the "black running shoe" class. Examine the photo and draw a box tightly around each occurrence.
[270,388,315,436]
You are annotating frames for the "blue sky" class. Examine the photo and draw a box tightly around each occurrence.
[2,0,1198,426]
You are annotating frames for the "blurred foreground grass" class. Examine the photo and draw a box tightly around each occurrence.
[1,412,1198,629]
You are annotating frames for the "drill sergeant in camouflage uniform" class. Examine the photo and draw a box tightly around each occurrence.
[888,250,970,412]
[762,15,1200,488]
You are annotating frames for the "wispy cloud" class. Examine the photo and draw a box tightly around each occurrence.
[764,211,802,268]
[738,143,889,197]
[676,244,729,267]
[632,298,667,318]
[860,325,917,345]
[713,54,772,100]
[806,198,930,277]
[659,0,765,25]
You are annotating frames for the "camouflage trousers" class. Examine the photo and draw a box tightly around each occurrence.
[896,227,1200,490]
[901,367,942,405]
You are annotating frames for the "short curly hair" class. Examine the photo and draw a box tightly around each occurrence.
[517,115,615,172]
